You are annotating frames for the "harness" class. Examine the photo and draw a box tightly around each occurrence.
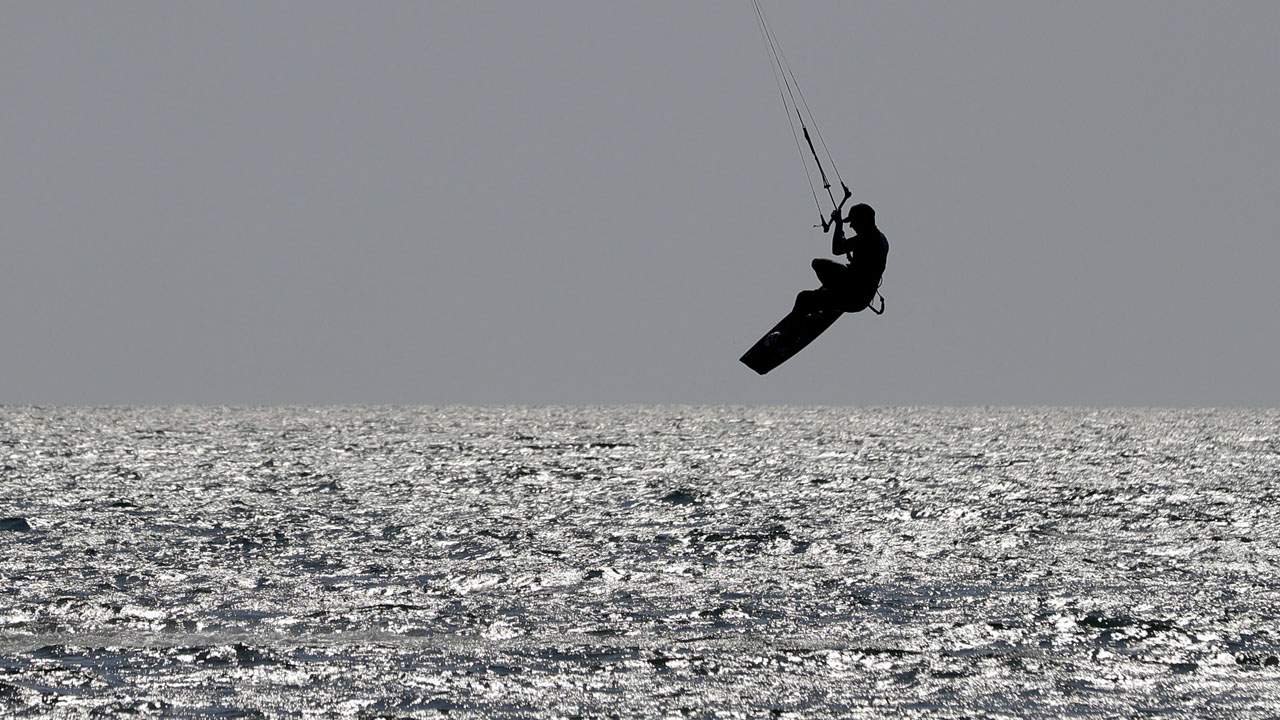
[869,288,886,315]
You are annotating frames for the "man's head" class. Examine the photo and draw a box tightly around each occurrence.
[846,203,875,231]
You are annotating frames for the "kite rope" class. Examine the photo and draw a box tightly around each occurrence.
[750,0,845,222]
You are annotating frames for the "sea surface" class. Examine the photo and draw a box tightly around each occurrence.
[1,406,1279,718]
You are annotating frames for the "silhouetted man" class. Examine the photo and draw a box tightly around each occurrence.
[794,186,888,314]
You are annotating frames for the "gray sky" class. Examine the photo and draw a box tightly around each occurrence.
[2,1,1278,405]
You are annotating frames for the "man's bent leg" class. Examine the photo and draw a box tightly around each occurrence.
[811,258,849,290]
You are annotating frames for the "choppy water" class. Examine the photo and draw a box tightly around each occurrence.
[2,406,1279,717]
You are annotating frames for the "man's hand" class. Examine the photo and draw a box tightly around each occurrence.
[820,207,841,233]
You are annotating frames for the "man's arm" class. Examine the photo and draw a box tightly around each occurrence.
[830,183,854,254]
[831,222,855,256]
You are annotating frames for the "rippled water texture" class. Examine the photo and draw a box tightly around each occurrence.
[2,406,1279,717]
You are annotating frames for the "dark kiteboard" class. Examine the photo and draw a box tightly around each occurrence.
[740,304,842,375]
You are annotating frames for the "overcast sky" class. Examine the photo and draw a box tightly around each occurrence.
[2,1,1277,405]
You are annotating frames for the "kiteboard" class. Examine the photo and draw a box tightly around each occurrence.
[740,303,842,375]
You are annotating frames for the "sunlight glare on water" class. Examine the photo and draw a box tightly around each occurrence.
[2,406,1279,717]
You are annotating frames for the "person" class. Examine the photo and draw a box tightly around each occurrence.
[793,183,888,314]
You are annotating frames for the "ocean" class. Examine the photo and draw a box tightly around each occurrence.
[2,406,1278,717]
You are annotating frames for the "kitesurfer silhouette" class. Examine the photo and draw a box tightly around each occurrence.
[793,183,888,314]
[739,0,890,375]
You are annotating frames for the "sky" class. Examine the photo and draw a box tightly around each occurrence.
[2,1,1278,406]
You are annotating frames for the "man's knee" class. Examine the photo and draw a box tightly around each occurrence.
[812,259,846,289]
